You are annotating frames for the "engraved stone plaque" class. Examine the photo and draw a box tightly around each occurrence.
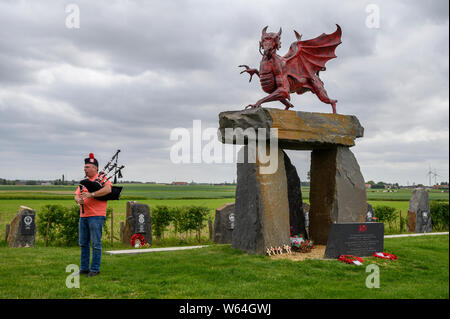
[324,222,384,258]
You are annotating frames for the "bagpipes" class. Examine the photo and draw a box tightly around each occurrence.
[79,150,125,201]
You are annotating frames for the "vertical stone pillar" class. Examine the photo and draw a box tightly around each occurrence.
[408,188,432,233]
[309,146,367,244]
[232,145,290,254]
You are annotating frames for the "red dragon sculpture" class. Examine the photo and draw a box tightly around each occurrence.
[239,25,342,113]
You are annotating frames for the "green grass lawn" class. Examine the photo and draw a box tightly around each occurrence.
[0,235,448,299]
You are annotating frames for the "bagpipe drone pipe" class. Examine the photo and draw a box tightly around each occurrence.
[79,150,124,201]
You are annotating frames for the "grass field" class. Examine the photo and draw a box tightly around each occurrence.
[0,184,448,242]
[0,234,447,298]
[1,184,448,200]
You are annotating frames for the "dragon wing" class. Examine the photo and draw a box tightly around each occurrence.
[284,25,342,82]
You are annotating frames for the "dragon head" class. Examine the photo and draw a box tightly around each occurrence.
[259,26,282,58]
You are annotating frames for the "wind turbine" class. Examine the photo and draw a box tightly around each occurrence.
[426,166,442,186]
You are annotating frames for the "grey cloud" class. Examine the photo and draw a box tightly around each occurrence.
[0,0,448,184]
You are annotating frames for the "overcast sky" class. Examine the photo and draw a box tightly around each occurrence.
[0,0,448,185]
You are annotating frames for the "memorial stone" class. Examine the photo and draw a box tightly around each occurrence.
[122,201,152,246]
[324,222,384,258]
[213,202,235,244]
[7,206,36,247]
[408,188,432,233]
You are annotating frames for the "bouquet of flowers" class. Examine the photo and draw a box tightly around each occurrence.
[290,234,314,253]
[290,234,305,247]
[299,239,314,253]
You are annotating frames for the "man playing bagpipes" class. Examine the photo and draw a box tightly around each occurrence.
[74,152,123,278]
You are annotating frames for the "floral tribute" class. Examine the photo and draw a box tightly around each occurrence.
[373,252,398,260]
[290,233,314,253]
[130,233,146,248]
[338,255,364,266]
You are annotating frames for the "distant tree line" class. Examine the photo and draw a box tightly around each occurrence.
[366,181,400,189]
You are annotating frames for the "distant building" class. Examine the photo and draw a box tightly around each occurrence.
[40,182,52,186]
[365,183,371,189]
[172,181,188,185]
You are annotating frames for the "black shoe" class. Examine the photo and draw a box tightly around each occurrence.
[75,269,90,276]
[86,271,100,278]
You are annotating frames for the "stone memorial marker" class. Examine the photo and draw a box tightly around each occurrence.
[324,222,384,258]
[407,188,432,233]
[213,202,235,244]
[7,206,36,248]
[121,201,152,246]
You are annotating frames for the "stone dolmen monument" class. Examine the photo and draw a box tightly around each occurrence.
[218,108,375,255]
[217,25,383,257]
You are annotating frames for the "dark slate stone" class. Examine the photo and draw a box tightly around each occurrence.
[231,146,263,254]
[332,147,367,223]
[283,150,307,238]
[409,188,432,233]
[20,214,35,235]
[126,201,152,246]
[324,222,384,258]
[213,202,235,244]
[7,206,36,247]
[309,146,367,245]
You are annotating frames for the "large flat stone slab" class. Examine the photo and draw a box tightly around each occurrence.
[218,108,363,149]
